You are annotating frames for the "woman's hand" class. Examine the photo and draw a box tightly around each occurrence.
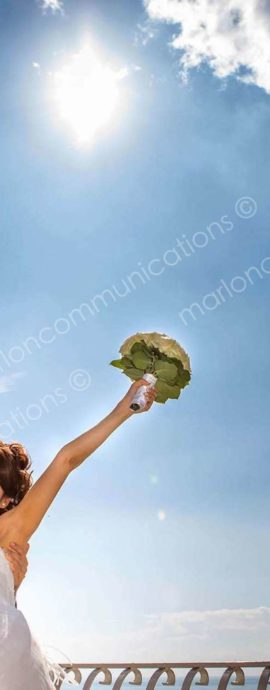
[4,542,29,592]
[115,378,157,417]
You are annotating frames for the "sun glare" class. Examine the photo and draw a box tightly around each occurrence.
[52,46,120,144]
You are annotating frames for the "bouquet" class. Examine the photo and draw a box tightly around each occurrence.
[110,331,191,409]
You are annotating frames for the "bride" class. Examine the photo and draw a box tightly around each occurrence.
[0,378,157,690]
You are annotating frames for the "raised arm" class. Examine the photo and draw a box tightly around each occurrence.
[5,379,156,545]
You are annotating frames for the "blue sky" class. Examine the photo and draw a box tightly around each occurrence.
[0,0,270,664]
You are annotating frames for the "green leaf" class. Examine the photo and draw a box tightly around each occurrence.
[124,367,144,381]
[132,350,152,370]
[155,392,167,404]
[130,340,148,352]
[176,368,191,388]
[155,360,178,383]
[130,342,145,353]
[110,357,133,369]
[156,379,181,400]
[171,357,184,371]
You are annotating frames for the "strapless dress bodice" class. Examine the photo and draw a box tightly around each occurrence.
[0,546,15,607]
[0,546,76,689]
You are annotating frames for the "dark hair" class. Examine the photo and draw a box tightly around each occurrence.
[0,441,33,515]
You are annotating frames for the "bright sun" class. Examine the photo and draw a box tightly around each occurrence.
[52,46,121,144]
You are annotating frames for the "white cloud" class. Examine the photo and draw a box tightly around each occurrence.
[145,606,270,636]
[116,67,130,80]
[0,372,25,394]
[135,21,159,46]
[41,0,63,13]
[145,0,270,93]
[36,606,270,662]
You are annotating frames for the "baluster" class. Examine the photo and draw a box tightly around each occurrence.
[83,665,112,690]
[181,666,209,690]
[257,666,270,690]
[218,667,245,690]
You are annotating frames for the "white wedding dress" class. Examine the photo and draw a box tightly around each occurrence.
[0,546,76,690]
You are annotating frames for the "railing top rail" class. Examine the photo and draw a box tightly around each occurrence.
[59,662,270,669]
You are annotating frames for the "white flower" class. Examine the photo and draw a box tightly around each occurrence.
[120,332,191,372]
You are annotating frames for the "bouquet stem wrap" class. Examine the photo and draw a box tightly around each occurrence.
[130,373,157,411]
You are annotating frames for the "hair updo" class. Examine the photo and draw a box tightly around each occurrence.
[0,441,33,515]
